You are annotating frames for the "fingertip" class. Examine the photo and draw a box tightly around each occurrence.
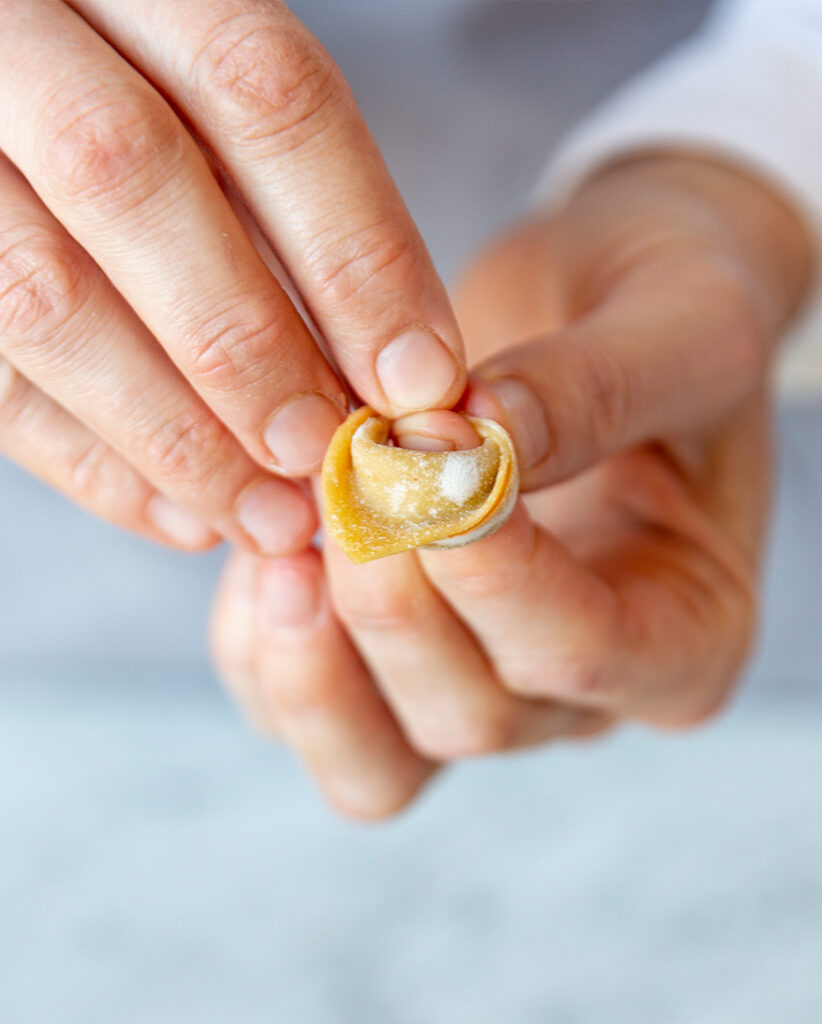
[158,530,223,554]
[324,761,437,824]
[236,477,318,556]
[256,548,327,632]
[392,409,481,452]
[257,546,325,586]
[462,377,508,422]
[374,328,464,415]
[465,375,551,473]
[262,391,346,476]
[145,493,220,550]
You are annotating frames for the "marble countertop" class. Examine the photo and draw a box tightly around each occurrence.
[2,672,821,1024]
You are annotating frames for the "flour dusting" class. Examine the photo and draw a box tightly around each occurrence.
[388,480,410,515]
[439,454,481,504]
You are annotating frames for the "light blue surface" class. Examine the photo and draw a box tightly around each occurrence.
[2,678,821,1024]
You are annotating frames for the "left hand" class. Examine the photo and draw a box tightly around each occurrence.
[211,155,812,819]
[0,0,465,551]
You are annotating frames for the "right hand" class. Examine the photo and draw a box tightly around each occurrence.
[210,153,813,819]
[0,0,465,551]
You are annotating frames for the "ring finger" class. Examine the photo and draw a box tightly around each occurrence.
[0,357,217,547]
[0,156,315,553]
[324,534,602,761]
[212,548,434,819]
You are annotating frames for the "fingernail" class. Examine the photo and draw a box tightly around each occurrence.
[259,559,321,629]
[393,410,481,452]
[263,393,344,475]
[376,328,458,411]
[147,495,216,549]
[469,377,551,470]
[395,433,455,452]
[237,478,316,555]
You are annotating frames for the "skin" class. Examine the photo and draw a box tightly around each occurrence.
[211,154,814,820]
[0,0,466,553]
[0,2,813,819]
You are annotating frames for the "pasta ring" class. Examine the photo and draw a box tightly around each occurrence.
[321,406,519,563]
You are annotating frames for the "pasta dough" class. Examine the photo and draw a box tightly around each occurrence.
[321,406,519,563]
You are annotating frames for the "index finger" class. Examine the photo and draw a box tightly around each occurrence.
[76,0,467,416]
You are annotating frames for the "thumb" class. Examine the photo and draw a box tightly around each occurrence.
[464,252,767,490]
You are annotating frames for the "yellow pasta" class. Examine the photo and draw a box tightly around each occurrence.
[321,406,519,563]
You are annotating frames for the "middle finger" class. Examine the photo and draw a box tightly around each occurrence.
[79,0,468,416]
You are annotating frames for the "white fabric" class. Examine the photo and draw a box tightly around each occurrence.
[535,0,822,399]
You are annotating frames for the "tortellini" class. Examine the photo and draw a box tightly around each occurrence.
[321,406,519,563]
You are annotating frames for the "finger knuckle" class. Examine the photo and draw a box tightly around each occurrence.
[226,684,280,739]
[335,587,423,636]
[652,586,758,732]
[573,338,633,450]
[67,437,119,497]
[76,445,152,524]
[146,409,232,487]
[439,562,521,603]
[555,660,610,699]
[0,225,92,338]
[209,627,258,708]
[411,714,516,761]
[261,667,336,715]
[599,450,686,521]
[669,690,730,730]
[193,14,338,148]
[327,780,420,822]
[717,573,759,668]
[310,230,424,310]
[506,657,607,701]
[187,302,287,391]
[39,83,182,206]
[0,359,26,425]
[703,258,768,389]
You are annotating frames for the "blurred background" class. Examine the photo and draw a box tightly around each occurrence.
[3,3,822,1021]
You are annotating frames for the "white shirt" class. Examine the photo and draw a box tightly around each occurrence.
[537,0,822,398]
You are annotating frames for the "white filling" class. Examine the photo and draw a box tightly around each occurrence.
[438,455,481,504]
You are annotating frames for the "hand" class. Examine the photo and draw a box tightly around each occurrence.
[0,0,464,550]
[211,154,812,818]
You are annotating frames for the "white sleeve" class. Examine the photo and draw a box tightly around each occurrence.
[535,0,822,400]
